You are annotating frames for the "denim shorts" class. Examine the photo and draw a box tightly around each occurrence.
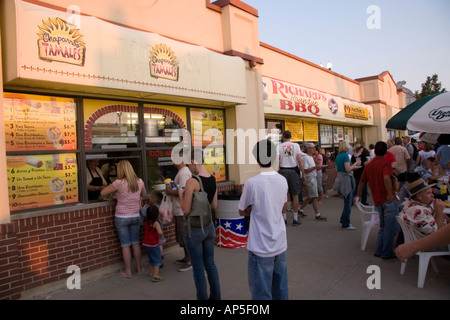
[115,216,141,248]
[146,246,162,267]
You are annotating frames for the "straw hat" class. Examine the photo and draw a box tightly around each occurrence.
[406,178,435,198]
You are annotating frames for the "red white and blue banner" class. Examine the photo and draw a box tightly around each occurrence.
[215,218,248,248]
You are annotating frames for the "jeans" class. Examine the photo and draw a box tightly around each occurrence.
[353,176,368,205]
[184,222,221,300]
[375,200,400,258]
[115,216,141,248]
[340,191,354,228]
[248,251,289,300]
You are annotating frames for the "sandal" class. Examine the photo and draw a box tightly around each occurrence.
[119,271,132,278]
[152,275,163,282]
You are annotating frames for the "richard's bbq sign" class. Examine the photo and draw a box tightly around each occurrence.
[262,77,373,125]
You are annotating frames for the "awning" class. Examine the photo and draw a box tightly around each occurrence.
[3,0,247,106]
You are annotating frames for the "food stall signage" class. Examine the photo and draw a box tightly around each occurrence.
[150,44,179,81]
[37,17,86,67]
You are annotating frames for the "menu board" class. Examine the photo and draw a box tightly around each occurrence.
[285,120,304,141]
[190,109,224,147]
[303,120,319,141]
[190,109,226,182]
[204,146,226,182]
[4,93,77,151]
[7,154,79,211]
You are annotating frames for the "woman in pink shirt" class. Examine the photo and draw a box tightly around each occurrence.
[101,160,146,278]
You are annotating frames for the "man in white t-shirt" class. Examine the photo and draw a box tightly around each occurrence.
[239,139,289,300]
[277,131,306,226]
[165,162,192,271]
[299,143,327,221]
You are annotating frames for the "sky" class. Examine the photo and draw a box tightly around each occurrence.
[243,0,450,93]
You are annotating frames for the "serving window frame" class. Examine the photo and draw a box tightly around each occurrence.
[5,90,229,216]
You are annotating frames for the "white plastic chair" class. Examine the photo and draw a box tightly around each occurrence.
[396,216,450,288]
[356,201,380,251]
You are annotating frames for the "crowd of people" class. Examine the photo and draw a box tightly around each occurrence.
[86,131,449,300]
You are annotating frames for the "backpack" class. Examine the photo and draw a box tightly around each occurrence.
[185,175,212,238]
[410,143,419,161]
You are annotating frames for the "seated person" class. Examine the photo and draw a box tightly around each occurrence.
[397,172,420,210]
[414,158,433,183]
[400,177,449,238]
[428,157,446,183]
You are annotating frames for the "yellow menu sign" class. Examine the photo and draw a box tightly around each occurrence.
[7,154,78,211]
[190,109,225,182]
[4,93,77,151]
[190,109,225,147]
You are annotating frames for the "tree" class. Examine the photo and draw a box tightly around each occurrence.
[415,74,446,99]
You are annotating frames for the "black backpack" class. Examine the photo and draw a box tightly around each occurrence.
[410,143,419,161]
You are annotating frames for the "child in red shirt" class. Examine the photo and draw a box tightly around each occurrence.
[142,205,164,282]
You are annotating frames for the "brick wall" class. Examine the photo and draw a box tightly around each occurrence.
[0,223,21,300]
[0,202,179,300]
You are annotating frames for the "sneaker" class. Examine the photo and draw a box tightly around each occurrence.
[315,215,327,221]
[177,263,192,272]
[343,224,356,230]
[293,220,301,226]
[299,211,307,218]
[175,258,188,265]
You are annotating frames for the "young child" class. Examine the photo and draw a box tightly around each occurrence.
[142,205,164,282]
[149,190,163,208]
[148,190,164,264]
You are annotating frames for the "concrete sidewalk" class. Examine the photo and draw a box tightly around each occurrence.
[22,194,450,300]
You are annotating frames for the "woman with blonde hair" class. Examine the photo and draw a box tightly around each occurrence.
[101,160,146,278]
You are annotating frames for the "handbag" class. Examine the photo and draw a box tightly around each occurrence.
[159,194,174,225]
[185,175,212,238]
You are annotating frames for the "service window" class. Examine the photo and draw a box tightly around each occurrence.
[83,99,139,150]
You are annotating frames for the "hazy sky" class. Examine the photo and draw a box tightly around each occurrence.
[243,0,450,93]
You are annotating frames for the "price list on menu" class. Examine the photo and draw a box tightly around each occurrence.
[3,93,77,151]
[6,154,79,211]
[190,109,226,182]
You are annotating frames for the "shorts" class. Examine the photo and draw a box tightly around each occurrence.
[280,168,300,196]
[305,176,318,199]
[175,216,186,248]
[115,216,141,248]
[146,246,162,267]
[316,171,323,193]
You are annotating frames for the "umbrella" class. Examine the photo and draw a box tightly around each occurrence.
[386,92,450,133]
[419,132,450,145]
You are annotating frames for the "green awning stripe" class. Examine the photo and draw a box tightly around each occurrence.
[386,93,442,130]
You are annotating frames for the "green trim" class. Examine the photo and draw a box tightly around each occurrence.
[386,93,442,130]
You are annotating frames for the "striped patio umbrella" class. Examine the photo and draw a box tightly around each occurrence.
[386,92,450,133]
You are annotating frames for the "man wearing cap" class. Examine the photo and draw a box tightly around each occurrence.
[400,178,449,237]
[278,131,306,226]
[299,143,327,221]
[357,141,399,259]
